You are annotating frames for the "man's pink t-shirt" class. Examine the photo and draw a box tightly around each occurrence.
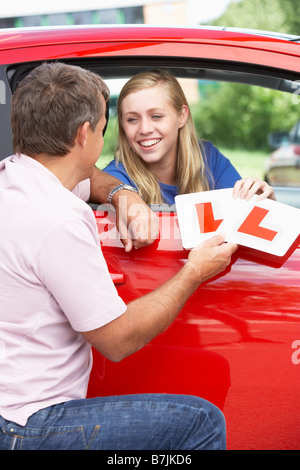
[0,154,126,426]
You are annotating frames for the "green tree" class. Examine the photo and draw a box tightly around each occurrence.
[277,0,300,35]
[96,115,118,169]
[212,0,299,35]
[191,82,299,150]
[198,0,300,152]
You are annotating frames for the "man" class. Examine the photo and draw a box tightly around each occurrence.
[0,62,237,450]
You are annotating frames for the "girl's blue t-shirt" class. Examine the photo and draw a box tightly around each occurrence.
[103,141,241,205]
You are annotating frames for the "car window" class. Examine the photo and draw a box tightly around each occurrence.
[5,59,300,207]
[96,73,300,200]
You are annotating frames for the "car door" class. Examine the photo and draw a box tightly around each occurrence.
[88,203,300,450]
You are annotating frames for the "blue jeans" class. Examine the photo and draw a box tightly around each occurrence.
[0,394,226,450]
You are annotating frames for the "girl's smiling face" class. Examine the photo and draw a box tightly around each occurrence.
[120,84,188,173]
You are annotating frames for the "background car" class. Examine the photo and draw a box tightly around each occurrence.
[265,120,300,187]
[0,25,300,450]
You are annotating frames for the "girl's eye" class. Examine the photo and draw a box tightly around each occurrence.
[152,115,162,120]
[127,117,138,123]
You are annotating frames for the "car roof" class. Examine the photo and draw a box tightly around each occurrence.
[0,24,299,52]
[2,24,300,99]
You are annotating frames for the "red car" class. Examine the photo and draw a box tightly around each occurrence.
[0,25,300,450]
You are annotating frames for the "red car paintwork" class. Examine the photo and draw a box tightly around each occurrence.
[89,208,300,450]
[0,25,300,70]
[1,25,300,450]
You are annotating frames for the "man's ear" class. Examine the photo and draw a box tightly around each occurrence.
[76,121,90,148]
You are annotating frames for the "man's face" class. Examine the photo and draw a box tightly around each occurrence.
[83,96,107,176]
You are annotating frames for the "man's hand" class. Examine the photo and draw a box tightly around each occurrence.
[89,167,159,251]
[186,234,238,284]
[114,192,159,252]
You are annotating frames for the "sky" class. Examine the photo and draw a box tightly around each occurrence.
[187,0,233,23]
[0,0,233,24]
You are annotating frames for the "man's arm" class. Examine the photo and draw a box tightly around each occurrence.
[89,166,159,251]
[82,235,238,362]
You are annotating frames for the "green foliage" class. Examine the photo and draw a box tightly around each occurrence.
[219,147,268,179]
[196,0,300,152]
[212,0,300,35]
[281,0,300,36]
[97,115,118,169]
[191,82,299,151]
[212,0,284,32]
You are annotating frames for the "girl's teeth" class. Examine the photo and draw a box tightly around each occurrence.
[140,139,160,147]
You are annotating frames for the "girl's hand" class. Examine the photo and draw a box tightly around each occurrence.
[233,177,276,201]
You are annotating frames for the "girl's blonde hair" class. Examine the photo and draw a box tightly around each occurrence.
[116,69,210,204]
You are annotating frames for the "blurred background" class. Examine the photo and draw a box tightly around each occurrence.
[0,1,233,29]
[1,0,300,183]
[1,0,300,33]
